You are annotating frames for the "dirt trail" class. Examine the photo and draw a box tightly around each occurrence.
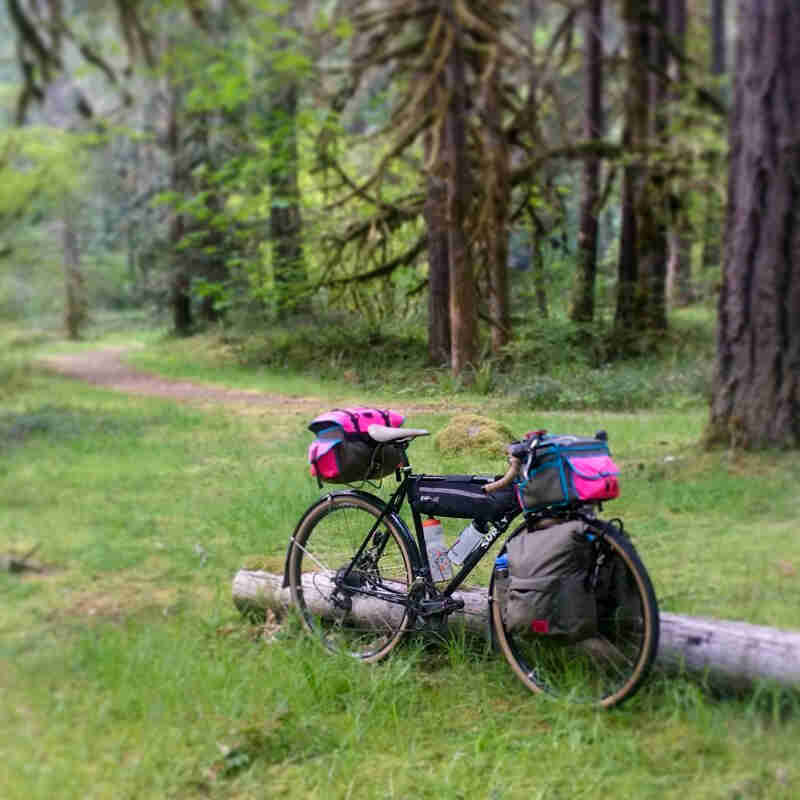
[39,348,461,416]
[40,348,327,413]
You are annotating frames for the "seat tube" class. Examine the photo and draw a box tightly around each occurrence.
[409,505,431,576]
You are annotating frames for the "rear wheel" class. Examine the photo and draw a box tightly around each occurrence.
[287,494,415,662]
[491,521,659,708]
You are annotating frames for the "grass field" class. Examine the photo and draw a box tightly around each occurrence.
[2,318,800,799]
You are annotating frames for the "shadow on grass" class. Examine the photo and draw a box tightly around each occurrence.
[0,405,167,448]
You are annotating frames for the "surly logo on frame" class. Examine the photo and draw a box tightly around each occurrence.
[481,525,501,549]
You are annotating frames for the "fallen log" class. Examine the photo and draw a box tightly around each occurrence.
[233,569,800,691]
[232,569,489,635]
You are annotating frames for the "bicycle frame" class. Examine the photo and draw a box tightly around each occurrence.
[402,476,521,599]
[295,467,523,609]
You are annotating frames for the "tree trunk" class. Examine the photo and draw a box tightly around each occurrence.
[482,52,511,354]
[665,0,693,308]
[644,0,669,331]
[263,3,308,318]
[532,240,548,319]
[614,0,668,343]
[192,111,228,324]
[615,146,639,334]
[233,570,800,691]
[444,1,477,378]
[667,224,693,306]
[167,77,192,334]
[269,80,307,317]
[710,0,727,77]
[62,199,87,340]
[615,0,648,340]
[425,169,452,365]
[571,0,604,324]
[529,210,549,318]
[423,68,451,365]
[40,80,88,340]
[708,0,800,448]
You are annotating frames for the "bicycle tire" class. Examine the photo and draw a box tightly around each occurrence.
[491,520,659,708]
[287,493,415,662]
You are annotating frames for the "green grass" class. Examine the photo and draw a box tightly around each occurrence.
[2,318,800,799]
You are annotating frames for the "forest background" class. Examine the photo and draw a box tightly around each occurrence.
[3,0,796,445]
[2,1,800,799]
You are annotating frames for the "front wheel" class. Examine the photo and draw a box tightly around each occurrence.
[491,521,659,708]
[287,494,415,662]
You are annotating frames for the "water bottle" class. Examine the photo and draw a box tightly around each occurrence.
[447,521,485,566]
[494,553,509,578]
[423,517,452,581]
[493,553,510,612]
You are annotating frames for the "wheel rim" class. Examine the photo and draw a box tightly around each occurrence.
[290,499,413,662]
[493,530,657,707]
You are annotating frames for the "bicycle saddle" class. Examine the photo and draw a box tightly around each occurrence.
[367,424,430,443]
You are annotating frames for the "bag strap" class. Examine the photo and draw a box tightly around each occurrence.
[331,408,360,429]
[332,407,394,431]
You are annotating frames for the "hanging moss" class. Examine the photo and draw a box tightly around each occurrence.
[433,414,515,457]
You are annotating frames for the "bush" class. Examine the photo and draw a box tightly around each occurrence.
[208,304,715,413]
[434,414,516,456]
[223,311,430,384]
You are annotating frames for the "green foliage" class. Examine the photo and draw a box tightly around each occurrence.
[498,307,714,411]
[0,225,64,321]
[223,310,431,384]
[211,304,714,412]
[0,127,88,230]
[0,357,31,400]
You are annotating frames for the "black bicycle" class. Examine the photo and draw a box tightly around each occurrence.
[285,425,659,708]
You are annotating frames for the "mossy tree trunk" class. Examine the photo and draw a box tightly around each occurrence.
[268,80,307,318]
[443,1,477,378]
[62,198,87,340]
[665,0,694,309]
[708,0,800,448]
[167,76,192,335]
[571,0,604,324]
[614,0,668,347]
[423,61,451,366]
[424,164,452,366]
[482,44,511,355]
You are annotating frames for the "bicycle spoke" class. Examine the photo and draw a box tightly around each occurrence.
[289,496,413,662]
[291,537,333,574]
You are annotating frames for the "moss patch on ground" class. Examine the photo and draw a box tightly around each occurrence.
[433,413,516,457]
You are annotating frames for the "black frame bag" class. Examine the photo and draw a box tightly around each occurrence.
[409,474,519,522]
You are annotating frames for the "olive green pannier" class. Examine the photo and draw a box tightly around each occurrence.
[501,521,598,642]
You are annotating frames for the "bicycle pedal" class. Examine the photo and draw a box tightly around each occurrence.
[419,597,464,617]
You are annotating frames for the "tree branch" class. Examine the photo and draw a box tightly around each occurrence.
[321,235,427,288]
